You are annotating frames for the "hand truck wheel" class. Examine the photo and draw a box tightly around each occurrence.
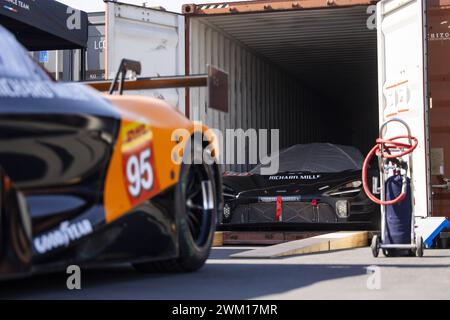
[371,235,380,257]
[416,236,424,257]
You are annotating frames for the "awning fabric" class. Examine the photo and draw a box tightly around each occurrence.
[0,0,88,50]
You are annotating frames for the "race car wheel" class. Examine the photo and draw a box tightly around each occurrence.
[133,146,217,273]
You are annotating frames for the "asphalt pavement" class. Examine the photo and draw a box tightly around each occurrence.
[1,246,449,299]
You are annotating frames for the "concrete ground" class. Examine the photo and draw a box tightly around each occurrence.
[0,246,449,299]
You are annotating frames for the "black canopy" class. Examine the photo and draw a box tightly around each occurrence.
[0,0,88,50]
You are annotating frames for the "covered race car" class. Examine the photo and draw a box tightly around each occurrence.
[221,143,379,228]
[0,26,222,280]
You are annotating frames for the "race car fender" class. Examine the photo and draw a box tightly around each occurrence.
[103,95,221,223]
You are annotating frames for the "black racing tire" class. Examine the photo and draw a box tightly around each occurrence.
[134,142,217,273]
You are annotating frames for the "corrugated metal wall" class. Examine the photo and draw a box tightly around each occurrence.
[189,18,331,172]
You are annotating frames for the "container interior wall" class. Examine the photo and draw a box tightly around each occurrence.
[189,5,378,172]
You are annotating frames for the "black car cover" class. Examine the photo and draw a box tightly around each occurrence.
[0,0,88,50]
[251,143,365,174]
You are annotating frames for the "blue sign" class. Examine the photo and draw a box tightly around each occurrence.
[39,51,49,63]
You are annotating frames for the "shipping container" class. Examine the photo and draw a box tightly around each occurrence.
[103,0,450,220]
[105,1,374,171]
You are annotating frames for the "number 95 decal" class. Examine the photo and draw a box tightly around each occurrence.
[121,122,158,205]
[126,148,154,197]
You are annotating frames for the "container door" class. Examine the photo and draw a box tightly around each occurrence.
[427,5,450,219]
[105,2,185,112]
[377,0,430,217]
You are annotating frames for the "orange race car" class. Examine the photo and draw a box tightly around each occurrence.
[0,25,224,279]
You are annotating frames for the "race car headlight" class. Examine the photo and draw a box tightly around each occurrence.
[336,200,348,218]
[324,180,362,197]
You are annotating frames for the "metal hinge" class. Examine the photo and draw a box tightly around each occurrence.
[432,177,450,190]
